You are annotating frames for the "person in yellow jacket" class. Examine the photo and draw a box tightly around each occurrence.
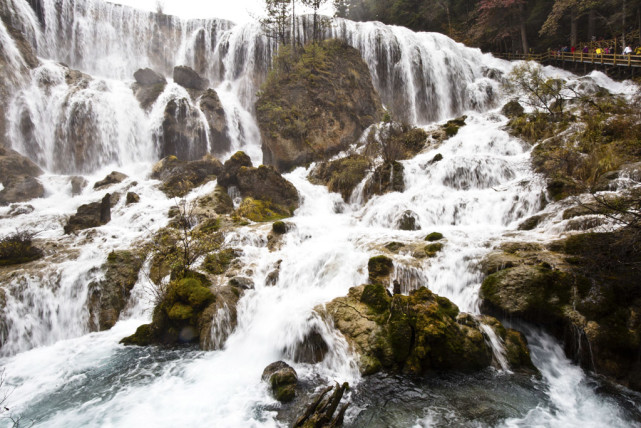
[595,47,603,55]
[636,46,641,55]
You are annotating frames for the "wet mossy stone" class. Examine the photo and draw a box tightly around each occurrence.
[396,210,421,231]
[360,283,391,313]
[424,232,443,242]
[262,361,298,403]
[272,221,288,235]
[237,197,293,222]
[308,155,371,201]
[442,116,467,138]
[368,255,394,284]
[430,153,443,163]
[120,324,153,346]
[424,242,443,257]
[501,100,525,118]
[203,248,239,275]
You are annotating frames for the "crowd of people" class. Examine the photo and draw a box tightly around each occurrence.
[553,44,641,56]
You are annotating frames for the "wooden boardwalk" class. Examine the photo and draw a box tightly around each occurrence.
[493,51,641,69]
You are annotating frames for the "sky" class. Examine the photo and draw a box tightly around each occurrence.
[110,0,335,24]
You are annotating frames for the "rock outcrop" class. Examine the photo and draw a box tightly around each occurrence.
[480,230,641,391]
[199,89,231,156]
[319,257,534,376]
[158,97,209,160]
[88,250,144,331]
[257,40,383,172]
[94,171,127,189]
[151,155,223,197]
[173,65,209,91]
[132,68,167,111]
[309,155,371,201]
[64,193,114,234]
[0,147,44,206]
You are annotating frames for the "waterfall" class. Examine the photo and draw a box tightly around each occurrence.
[0,0,639,426]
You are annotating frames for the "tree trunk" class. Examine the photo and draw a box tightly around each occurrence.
[588,9,596,42]
[570,9,578,48]
[519,3,529,54]
[622,0,627,47]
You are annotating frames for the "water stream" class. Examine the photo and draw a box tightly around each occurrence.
[0,0,640,426]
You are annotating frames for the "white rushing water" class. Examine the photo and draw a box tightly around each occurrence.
[0,0,640,426]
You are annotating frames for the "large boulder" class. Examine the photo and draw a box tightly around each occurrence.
[157,98,209,160]
[64,193,114,234]
[134,68,166,86]
[479,230,641,391]
[88,250,144,331]
[308,155,371,201]
[257,40,383,172]
[132,68,166,110]
[199,89,231,156]
[262,361,298,403]
[217,151,253,188]
[173,65,209,91]
[94,171,127,189]
[151,155,223,197]
[0,147,44,206]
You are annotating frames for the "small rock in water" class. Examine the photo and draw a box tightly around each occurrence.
[262,361,298,403]
[70,176,88,195]
[94,171,127,189]
[396,210,421,231]
[229,276,254,290]
[126,192,140,205]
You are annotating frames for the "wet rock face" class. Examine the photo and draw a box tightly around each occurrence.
[257,40,383,172]
[88,250,144,331]
[479,231,641,391]
[262,361,298,403]
[363,161,404,201]
[151,155,223,197]
[64,193,114,234]
[308,155,371,201]
[158,98,209,161]
[94,171,127,189]
[199,89,230,156]
[173,65,209,91]
[0,147,44,206]
[134,68,166,86]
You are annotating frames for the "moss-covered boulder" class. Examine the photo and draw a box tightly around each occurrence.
[368,255,394,284]
[262,361,298,403]
[203,248,240,275]
[479,230,641,391]
[308,155,371,201]
[396,210,421,231]
[88,249,145,331]
[425,232,444,242]
[442,116,467,138]
[217,151,253,188]
[257,40,383,172]
[121,276,215,346]
[501,100,525,118]
[151,155,223,197]
[320,285,533,376]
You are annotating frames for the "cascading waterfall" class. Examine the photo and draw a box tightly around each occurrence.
[0,0,640,426]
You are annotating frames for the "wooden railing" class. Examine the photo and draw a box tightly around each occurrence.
[493,51,641,68]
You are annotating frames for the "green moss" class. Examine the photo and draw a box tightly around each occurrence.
[424,243,443,257]
[272,221,288,235]
[199,217,221,234]
[237,197,292,222]
[424,232,444,242]
[120,324,153,346]
[360,283,391,313]
[442,116,467,138]
[368,255,394,283]
[169,277,215,309]
[309,155,370,201]
[203,248,239,275]
[435,296,459,319]
[168,302,194,320]
[384,242,405,252]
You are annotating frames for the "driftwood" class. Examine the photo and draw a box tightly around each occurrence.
[293,382,350,428]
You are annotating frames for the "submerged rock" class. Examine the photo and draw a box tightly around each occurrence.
[262,361,298,403]
[257,40,383,172]
[396,210,421,231]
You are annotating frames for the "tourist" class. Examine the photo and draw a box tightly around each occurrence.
[571,46,576,54]
[623,45,633,55]
[635,46,641,55]
[596,47,603,55]
[582,46,589,54]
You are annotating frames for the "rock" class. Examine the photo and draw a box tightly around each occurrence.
[442,116,467,138]
[396,210,421,231]
[363,161,404,201]
[203,248,240,275]
[121,275,215,346]
[501,100,525,118]
[134,68,166,86]
[479,230,641,391]
[0,231,43,266]
[64,193,113,234]
[319,284,530,376]
[0,148,44,206]
[94,171,127,189]
[425,232,443,242]
[217,151,253,188]
[424,242,443,258]
[257,40,383,172]
[88,250,144,331]
[229,276,254,290]
[173,65,209,91]
[210,185,234,214]
[199,89,231,156]
[367,255,394,284]
[70,176,87,195]
[272,221,288,235]
[518,214,546,230]
[0,175,44,206]
[126,192,140,205]
[158,97,209,160]
[290,328,329,364]
[309,155,371,201]
[262,361,298,403]
[236,165,299,209]
[7,204,34,217]
[237,198,295,222]
[198,284,242,350]
[151,155,223,197]
[133,83,166,111]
